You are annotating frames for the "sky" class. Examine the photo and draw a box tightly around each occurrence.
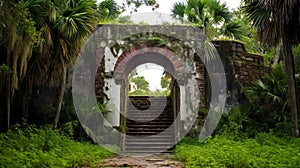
[96,0,242,14]
[97,0,242,91]
[125,0,241,14]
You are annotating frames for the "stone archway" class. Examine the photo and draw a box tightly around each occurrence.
[92,24,205,154]
[94,25,205,125]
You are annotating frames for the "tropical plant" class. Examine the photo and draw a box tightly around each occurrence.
[98,0,120,23]
[172,0,243,40]
[42,0,98,129]
[98,102,111,117]
[246,65,288,124]
[229,6,265,54]
[171,0,244,63]
[243,0,300,137]
[217,105,251,137]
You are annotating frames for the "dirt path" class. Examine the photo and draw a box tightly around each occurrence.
[91,154,184,168]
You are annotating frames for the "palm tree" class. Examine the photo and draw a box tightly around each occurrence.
[172,0,243,62]
[40,0,98,128]
[98,0,120,23]
[243,0,300,137]
[172,0,243,40]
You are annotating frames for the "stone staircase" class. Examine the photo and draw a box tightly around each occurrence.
[124,96,175,154]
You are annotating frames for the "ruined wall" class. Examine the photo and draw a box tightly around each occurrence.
[213,40,268,86]
[188,40,269,137]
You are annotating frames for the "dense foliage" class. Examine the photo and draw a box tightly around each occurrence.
[243,0,300,137]
[215,65,299,137]
[0,125,115,167]
[175,134,300,168]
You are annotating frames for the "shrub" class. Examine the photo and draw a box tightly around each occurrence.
[0,125,115,167]
[175,134,300,168]
[217,64,300,136]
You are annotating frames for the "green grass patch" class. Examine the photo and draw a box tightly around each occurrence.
[0,125,115,167]
[175,134,300,168]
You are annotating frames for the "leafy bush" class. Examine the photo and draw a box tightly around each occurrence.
[216,105,251,137]
[98,102,111,117]
[245,65,289,126]
[0,125,115,167]
[219,64,299,136]
[175,134,300,168]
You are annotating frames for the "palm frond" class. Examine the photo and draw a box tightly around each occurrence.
[221,22,244,40]
[171,2,186,19]
[204,38,218,61]
[243,0,300,45]
[98,0,119,22]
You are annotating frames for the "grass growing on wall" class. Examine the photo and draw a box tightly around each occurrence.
[0,125,115,168]
[175,134,300,168]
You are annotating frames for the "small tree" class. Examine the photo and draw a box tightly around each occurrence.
[129,76,151,96]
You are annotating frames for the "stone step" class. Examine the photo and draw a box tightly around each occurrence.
[125,138,175,142]
[126,132,174,136]
[123,150,172,154]
[127,113,167,115]
[127,118,173,121]
[127,113,171,117]
[125,142,174,146]
[125,96,175,154]
[126,117,173,121]
[124,146,174,150]
[127,110,169,113]
[127,124,173,128]
[126,115,172,119]
[125,144,174,151]
[125,146,173,154]
[126,122,173,126]
[127,129,174,133]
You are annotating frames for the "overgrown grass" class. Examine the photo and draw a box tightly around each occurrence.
[175,134,300,168]
[0,125,115,167]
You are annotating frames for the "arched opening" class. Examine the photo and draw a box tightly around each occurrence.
[128,63,171,97]
[113,48,183,154]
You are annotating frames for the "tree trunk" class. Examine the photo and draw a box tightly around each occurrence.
[273,43,281,66]
[5,56,11,132]
[22,92,29,123]
[282,37,299,137]
[1,0,11,133]
[53,67,67,129]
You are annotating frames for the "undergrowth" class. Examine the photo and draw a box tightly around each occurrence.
[175,134,300,168]
[0,125,115,167]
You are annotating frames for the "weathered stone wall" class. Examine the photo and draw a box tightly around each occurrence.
[213,40,268,86]
[212,40,268,110]
[187,40,268,137]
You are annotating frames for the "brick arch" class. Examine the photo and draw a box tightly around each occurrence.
[114,46,185,81]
